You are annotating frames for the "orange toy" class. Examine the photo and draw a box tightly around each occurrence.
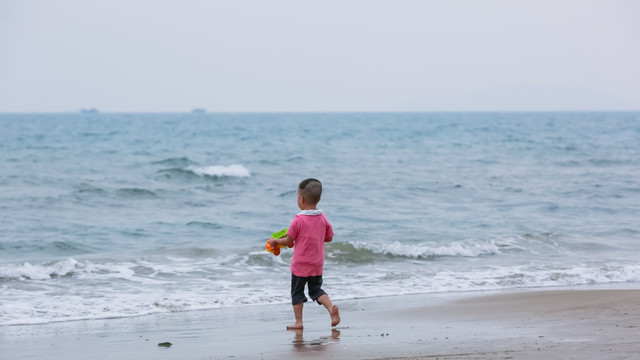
[266,228,293,256]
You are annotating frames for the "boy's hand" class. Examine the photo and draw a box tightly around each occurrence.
[268,234,293,250]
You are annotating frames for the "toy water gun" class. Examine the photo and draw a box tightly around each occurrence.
[265,228,293,256]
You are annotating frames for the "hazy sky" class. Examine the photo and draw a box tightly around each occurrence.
[1,0,639,112]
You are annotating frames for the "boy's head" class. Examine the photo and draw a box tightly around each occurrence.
[298,178,322,207]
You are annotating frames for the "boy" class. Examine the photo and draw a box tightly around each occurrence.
[269,178,340,330]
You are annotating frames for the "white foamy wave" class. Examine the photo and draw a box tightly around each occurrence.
[325,261,640,301]
[0,255,290,326]
[0,258,79,280]
[2,255,640,326]
[349,238,508,258]
[187,164,251,178]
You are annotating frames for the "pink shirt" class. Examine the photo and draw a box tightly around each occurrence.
[288,210,334,277]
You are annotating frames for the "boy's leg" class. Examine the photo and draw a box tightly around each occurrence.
[317,294,340,327]
[289,274,307,330]
[288,303,304,330]
[308,276,340,327]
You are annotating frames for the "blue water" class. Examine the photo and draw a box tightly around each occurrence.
[1,112,639,325]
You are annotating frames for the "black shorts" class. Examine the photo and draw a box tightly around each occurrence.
[291,274,327,305]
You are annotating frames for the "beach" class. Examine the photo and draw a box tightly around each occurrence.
[3,287,639,359]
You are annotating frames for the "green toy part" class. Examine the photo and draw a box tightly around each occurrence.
[271,228,288,239]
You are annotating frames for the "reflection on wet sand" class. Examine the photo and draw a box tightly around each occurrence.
[291,329,341,352]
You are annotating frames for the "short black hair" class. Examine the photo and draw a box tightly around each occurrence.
[299,178,322,204]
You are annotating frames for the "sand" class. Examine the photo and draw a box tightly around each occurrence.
[2,287,639,359]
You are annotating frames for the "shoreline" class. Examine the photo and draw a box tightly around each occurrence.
[2,285,640,359]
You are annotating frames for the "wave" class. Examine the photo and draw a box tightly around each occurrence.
[327,238,509,263]
[157,167,201,179]
[186,164,251,178]
[0,258,79,281]
[151,157,196,167]
[0,256,288,325]
[185,221,223,230]
[73,185,108,195]
[278,190,297,197]
[554,158,637,168]
[0,256,201,283]
[115,188,158,198]
[158,164,251,180]
[1,239,97,258]
[322,261,640,304]
[3,255,640,326]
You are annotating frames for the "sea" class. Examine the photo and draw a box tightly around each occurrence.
[1,112,639,326]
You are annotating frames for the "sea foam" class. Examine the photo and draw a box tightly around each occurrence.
[187,164,251,178]
[345,238,507,259]
[0,258,78,281]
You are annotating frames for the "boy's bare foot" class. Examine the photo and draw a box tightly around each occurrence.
[330,305,340,327]
[286,323,303,330]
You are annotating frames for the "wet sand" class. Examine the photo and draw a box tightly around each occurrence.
[2,287,639,359]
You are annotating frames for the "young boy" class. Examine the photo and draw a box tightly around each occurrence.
[269,178,340,330]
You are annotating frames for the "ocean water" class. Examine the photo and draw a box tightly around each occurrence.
[1,112,639,326]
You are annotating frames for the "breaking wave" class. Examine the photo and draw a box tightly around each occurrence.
[327,238,511,263]
[157,164,251,181]
[186,164,251,178]
[0,258,80,281]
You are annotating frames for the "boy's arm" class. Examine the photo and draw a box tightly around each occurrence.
[270,235,294,248]
[325,222,334,242]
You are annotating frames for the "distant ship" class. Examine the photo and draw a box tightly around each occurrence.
[80,108,98,114]
[191,108,206,114]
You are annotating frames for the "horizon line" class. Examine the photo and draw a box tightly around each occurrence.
[1,109,639,115]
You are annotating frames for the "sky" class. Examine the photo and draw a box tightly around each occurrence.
[1,0,639,112]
